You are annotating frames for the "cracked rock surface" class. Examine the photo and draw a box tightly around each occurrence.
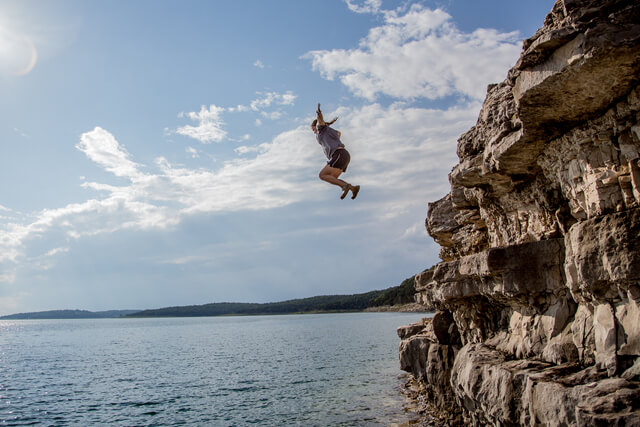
[399,0,640,425]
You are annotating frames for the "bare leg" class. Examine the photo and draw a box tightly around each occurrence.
[319,164,350,189]
[319,164,360,200]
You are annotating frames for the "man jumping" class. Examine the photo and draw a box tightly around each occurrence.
[310,103,360,200]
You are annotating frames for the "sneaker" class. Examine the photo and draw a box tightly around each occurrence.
[340,184,351,200]
[350,185,360,200]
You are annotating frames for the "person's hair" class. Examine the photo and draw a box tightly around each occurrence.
[311,119,318,126]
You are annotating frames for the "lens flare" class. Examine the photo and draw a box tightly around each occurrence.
[0,29,38,76]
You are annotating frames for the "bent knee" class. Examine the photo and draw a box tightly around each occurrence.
[320,165,341,177]
[319,171,339,181]
[319,168,331,180]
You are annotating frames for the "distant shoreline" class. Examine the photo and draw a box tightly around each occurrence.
[2,275,433,320]
[0,309,140,320]
[1,306,432,320]
[2,273,432,320]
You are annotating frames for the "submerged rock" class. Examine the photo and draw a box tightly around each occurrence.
[399,0,640,424]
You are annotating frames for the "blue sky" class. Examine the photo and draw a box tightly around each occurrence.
[0,0,553,315]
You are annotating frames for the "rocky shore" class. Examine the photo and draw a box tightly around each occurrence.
[397,0,640,425]
[365,303,431,313]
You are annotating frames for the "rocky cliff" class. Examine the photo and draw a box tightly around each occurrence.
[398,0,640,425]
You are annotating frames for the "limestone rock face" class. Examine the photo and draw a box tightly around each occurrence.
[399,0,640,424]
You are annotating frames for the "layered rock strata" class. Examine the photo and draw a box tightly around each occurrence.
[399,0,640,425]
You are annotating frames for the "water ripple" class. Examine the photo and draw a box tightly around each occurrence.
[0,313,426,425]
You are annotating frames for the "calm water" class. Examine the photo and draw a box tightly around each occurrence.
[0,312,427,426]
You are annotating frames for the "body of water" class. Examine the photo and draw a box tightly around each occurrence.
[0,312,427,425]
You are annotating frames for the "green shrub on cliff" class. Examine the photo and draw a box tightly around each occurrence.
[369,276,416,307]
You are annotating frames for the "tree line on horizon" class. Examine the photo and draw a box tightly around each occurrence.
[1,271,431,320]
[127,271,425,317]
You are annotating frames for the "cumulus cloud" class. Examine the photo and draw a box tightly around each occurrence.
[176,104,227,143]
[337,102,478,204]
[0,125,313,271]
[228,105,250,113]
[305,4,521,101]
[253,59,265,69]
[186,146,199,158]
[76,126,142,178]
[250,91,297,111]
[345,0,382,14]
[176,92,297,143]
[44,246,70,257]
[0,99,476,283]
[261,111,283,120]
[235,145,265,155]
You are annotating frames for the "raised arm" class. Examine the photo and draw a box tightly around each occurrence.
[316,103,326,126]
[317,103,338,126]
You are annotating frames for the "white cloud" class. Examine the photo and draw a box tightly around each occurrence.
[186,146,199,158]
[345,0,382,14]
[261,111,283,120]
[250,91,297,111]
[305,4,521,101]
[31,246,71,272]
[176,94,296,142]
[235,144,266,155]
[44,246,70,257]
[176,104,227,143]
[0,125,316,279]
[280,92,297,105]
[253,59,265,69]
[339,102,478,198]
[0,101,476,282]
[401,222,426,240]
[75,126,142,178]
[228,105,250,113]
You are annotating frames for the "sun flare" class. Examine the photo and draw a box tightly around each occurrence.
[0,28,38,76]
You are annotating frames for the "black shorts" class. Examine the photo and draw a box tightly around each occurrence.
[328,148,350,172]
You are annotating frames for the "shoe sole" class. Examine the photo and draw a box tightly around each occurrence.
[351,185,360,200]
[340,185,351,200]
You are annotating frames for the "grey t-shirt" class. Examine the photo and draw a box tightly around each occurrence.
[316,125,345,160]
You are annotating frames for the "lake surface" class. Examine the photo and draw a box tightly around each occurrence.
[0,312,428,426]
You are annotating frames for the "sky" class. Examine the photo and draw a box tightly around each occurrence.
[0,0,554,315]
